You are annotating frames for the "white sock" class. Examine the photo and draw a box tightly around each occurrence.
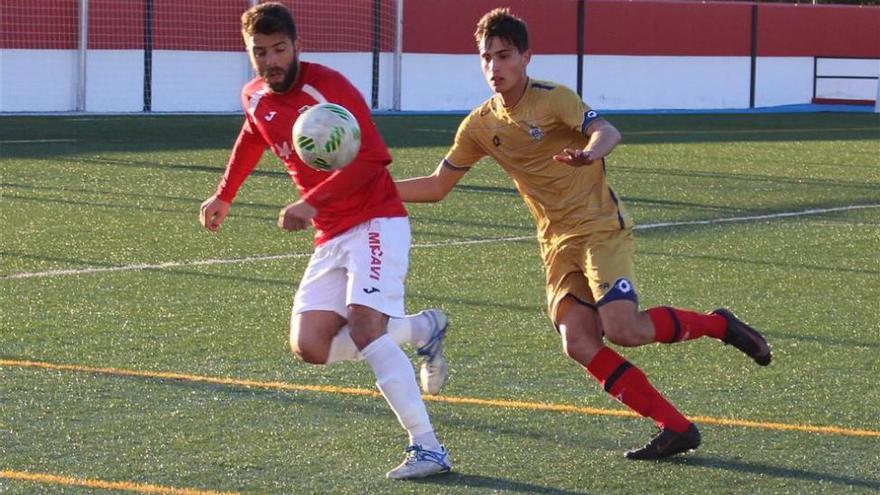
[325,313,433,364]
[361,334,440,449]
[412,431,443,450]
[387,312,433,348]
[325,326,361,364]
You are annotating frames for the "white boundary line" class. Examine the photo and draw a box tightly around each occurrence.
[3,204,878,281]
[0,139,79,144]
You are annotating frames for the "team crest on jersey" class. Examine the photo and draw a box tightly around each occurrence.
[527,124,545,140]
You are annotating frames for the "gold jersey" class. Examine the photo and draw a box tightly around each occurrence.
[445,79,632,247]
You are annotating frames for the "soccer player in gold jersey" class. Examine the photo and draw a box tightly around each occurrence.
[396,7,772,460]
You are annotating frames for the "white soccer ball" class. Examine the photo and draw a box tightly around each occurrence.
[292,103,361,171]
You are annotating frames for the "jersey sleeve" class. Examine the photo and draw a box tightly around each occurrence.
[552,86,601,136]
[444,111,485,168]
[299,75,391,210]
[215,115,267,203]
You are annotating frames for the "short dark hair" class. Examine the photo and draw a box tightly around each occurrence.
[474,8,529,52]
[241,2,297,41]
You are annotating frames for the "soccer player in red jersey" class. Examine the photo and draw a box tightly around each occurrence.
[396,8,772,460]
[199,3,450,479]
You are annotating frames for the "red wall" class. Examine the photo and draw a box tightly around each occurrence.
[0,0,80,49]
[403,0,579,55]
[756,4,880,57]
[583,0,753,56]
[0,0,395,51]
[2,0,878,57]
[403,0,879,57]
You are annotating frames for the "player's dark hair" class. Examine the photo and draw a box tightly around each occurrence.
[241,2,297,41]
[474,8,529,53]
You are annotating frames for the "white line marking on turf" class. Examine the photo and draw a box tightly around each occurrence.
[632,204,880,229]
[1,253,312,280]
[0,139,79,144]
[3,204,878,280]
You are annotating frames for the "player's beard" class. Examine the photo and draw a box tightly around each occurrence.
[263,56,300,93]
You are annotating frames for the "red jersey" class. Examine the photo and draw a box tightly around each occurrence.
[215,61,407,245]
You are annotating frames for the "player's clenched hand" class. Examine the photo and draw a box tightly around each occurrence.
[278,200,317,232]
[199,195,231,232]
[553,148,598,167]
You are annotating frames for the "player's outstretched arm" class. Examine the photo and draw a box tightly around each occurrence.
[554,119,622,167]
[396,160,468,203]
[199,195,231,232]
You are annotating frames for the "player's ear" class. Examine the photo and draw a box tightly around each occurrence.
[293,38,302,55]
[521,48,532,66]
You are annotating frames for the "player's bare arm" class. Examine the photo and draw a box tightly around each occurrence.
[396,160,469,203]
[553,119,622,167]
[199,195,231,232]
[278,199,317,232]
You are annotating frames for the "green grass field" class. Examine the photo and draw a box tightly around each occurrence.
[1,112,879,494]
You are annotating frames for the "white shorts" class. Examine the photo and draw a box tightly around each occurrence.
[292,216,410,319]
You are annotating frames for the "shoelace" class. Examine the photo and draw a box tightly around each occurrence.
[404,445,447,466]
[416,314,445,358]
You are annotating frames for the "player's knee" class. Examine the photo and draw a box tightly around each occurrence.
[289,328,329,365]
[347,325,385,350]
[562,337,593,363]
[346,305,387,348]
[558,323,604,365]
[291,343,329,365]
[602,324,643,347]
[596,278,645,346]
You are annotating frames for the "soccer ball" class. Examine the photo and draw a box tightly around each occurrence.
[292,103,361,171]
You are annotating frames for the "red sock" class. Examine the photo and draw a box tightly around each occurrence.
[647,306,728,343]
[586,347,692,432]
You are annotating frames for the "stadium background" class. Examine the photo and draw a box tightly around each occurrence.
[1,0,878,112]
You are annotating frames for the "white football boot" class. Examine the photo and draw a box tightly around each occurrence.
[415,309,449,395]
[386,444,452,479]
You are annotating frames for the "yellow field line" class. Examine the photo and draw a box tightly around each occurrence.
[0,469,240,495]
[2,358,878,438]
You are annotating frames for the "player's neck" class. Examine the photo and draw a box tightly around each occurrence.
[498,76,529,109]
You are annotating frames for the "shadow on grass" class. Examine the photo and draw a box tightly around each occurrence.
[619,164,880,192]
[162,268,299,287]
[406,293,543,313]
[638,250,880,277]
[666,454,880,491]
[1,181,290,213]
[0,192,242,223]
[4,153,289,180]
[410,472,595,494]
[1,183,535,235]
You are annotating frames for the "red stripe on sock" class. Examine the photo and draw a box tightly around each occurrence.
[587,347,691,432]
